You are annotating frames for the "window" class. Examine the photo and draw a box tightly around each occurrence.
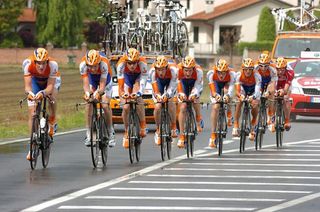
[193,26,199,43]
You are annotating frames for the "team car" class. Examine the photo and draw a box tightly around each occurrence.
[288,51,320,120]
[109,54,178,124]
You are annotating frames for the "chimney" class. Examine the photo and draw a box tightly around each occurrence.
[205,0,215,14]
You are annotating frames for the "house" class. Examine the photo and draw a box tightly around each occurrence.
[17,0,36,38]
[184,0,320,60]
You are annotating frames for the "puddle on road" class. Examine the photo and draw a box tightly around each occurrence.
[0,142,27,154]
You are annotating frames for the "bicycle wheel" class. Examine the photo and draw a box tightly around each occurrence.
[189,113,196,158]
[30,116,40,170]
[160,111,167,161]
[184,115,190,158]
[41,116,51,168]
[134,115,141,162]
[177,22,189,58]
[99,116,109,166]
[239,106,248,153]
[166,115,172,160]
[276,108,284,148]
[217,115,224,156]
[255,107,264,151]
[90,116,99,168]
[128,112,135,164]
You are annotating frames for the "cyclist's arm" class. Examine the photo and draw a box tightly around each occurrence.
[22,59,32,93]
[116,62,125,95]
[284,69,294,95]
[207,70,217,97]
[235,72,242,98]
[98,59,111,92]
[253,71,262,99]
[138,60,148,94]
[167,66,178,98]
[79,61,90,93]
[45,61,59,95]
[191,68,203,97]
[150,68,160,95]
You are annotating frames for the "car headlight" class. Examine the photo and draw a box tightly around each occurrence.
[291,86,303,94]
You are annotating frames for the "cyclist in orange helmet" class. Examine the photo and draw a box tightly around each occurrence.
[274,57,294,131]
[233,58,262,141]
[176,55,204,148]
[254,51,278,132]
[23,47,61,161]
[79,49,115,147]
[149,56,178,145]
[207,59,236,148]
[116,48,148,148]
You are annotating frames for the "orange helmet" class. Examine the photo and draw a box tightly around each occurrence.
[125,48,140,62]
[216,59,228,72]
[182,55,196,68]
[258,52,270,64]
[33,48,48,62]
[275,57,287,69]
[85,49,101,66]
[242,58,254,69]
[154,56,168,68]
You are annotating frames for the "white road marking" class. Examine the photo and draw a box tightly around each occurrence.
[204,140,235,149]
[110,187,311,194]
[194,158,320,161]
[257,192,320,212]
[147,174,320,180]
[58,206,256,211]
[164,167,320,173]
[262,149,320,152]
[129,180,320,187]
[0,128,86,145]
[180,162,320,167]
[20,150,206,212]
[86,195,284,202]
[287,145,320,148]
[226,153,320,157]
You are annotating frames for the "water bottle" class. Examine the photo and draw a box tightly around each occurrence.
[40,118,46,133]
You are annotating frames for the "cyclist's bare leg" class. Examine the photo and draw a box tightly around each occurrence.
[233,101,242,136]
[136,97,146,135]
[154,102,162,129]
[47,89,58,136]
[102,95,112,128]
[178,102,187,134]
[193,99,202,132]
[284,91,292,129]
[210,104,219,133]
[121,100,130,131]
[168,100,177,131]
[28,105,36,133]
[267,83,275,120]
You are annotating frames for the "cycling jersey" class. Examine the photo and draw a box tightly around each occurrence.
[277,68,294,90]
[254,63,278,91]
[116,56,148,95]
[235,70,261,98]
[149,64,178,98]
[207,66,236,98]
[79,54,112,97]
[177,64,203,97]
[23,56,61,94]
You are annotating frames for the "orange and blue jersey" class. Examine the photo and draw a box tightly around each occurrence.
[207,66,236,97]
[116,56,148,95]
[254,63,277,91]
[23,56,61,94]
[149,64,178,98]
[235,70,261,98]
[79,53,112,92]
[177,63,203,97]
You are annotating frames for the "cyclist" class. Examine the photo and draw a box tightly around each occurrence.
[117,48,148,148]
[149,56,178,145]
[274,57,294,131]
[207,59,236,148]
[23,47,61,160]
[176,55,204,148]
[233,58,261,141]
[79,49,115,147]
[254,51,278,132]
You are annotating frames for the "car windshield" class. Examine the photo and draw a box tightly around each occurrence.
[274,38,320,58]
[294,60,320,77]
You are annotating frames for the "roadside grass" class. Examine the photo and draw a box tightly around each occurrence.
[0,64,211,140]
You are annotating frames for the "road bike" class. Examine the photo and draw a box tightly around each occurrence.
[183,100,198,158]
[21,96,52,170]
[159,100,172,161]
[239,97,252,153]
[215,98,228,156]
[76,97,110,168]
[255,93,268,150]
[274,95,285,148]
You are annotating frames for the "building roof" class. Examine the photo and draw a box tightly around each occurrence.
[184,0,292,21]
[18,8,36,23]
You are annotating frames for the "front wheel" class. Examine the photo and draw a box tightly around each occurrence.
[41,116,51,168]
[30,117,40,170]
[100,116,109,166]
[239,109,248,153]
[90,118,99,168]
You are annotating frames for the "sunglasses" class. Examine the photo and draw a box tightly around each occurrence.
[87,64,98,69]
[243,68,254,71]
[184,68,193,72]
[259,64,268,68]
[127,61,138,65]
[35,61,47,65]
[217,71,226,75]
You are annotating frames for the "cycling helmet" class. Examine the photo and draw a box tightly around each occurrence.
[182,55,196,68]
[154,56,168,68]
[258,52,270,64]
[125,48,140,62]
[33,48,48,62]
[242,58,254,69]
[275,57,287,69]
[85,49,101,66]
[216,59,228,72]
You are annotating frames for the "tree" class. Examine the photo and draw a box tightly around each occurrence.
[35,0,86,47]
[257,7,276,41]
[0,0,24,43]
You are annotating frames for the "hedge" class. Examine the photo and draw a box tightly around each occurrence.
[236,41,274,55]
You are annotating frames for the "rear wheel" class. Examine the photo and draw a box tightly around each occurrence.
[160,121,166,161]
[276,109,284,148]
[128,113,135,164]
